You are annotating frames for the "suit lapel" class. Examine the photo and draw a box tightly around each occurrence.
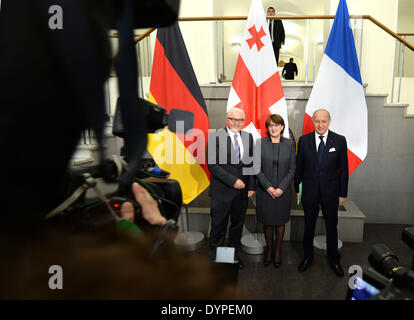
[241,130,253,165]
[261,138,271,171]
[309,132,319,166]
[240,131,247,163]
[322,131,335,164]
[226,130,235,163]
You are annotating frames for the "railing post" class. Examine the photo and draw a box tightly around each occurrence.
[352,17,356,42]
[391,38,398,103]
[215,21,220,83]
[398,40,405,104]
[146,36,151,77]
[305,19,309,84]
[221,20,225,82]
[359,18,364,71]
[313,19,316,81]
[137,42,144,99]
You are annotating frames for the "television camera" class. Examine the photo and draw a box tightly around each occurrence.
[43,0,190,237]
[348,227,414,300]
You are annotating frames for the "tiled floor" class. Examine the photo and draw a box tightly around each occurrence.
[198,224,413,300]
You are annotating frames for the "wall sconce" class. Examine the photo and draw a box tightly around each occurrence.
[230,35,242,51]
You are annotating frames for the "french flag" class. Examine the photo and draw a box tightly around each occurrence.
[227,0,288,140]
[303,0,368,175]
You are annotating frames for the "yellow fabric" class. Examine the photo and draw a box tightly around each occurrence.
[147,93,209,204]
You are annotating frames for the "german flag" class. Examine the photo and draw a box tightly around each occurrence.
[147,22,210,204]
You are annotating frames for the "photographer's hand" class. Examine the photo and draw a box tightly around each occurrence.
[120,182,167,225]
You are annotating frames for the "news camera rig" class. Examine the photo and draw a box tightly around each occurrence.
[347,227,414,300]
[43,0,188,242]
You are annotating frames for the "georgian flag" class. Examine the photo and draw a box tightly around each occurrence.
[303,0,368,175]
[227,0,288,140]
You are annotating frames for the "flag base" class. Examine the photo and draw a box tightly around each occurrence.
[313,235,343,256]
[174,231,205,251]
[241,233,266,255]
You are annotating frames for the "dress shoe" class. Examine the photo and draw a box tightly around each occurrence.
[274,251,282,268]
[298,259,312,272]
[236,256,244,269]
[263,251,272,267]
[330,263,344,278]
[263,259,271,267]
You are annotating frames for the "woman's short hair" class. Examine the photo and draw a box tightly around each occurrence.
[265,114,285,129]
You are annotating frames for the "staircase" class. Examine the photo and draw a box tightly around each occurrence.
[70,120,122,166]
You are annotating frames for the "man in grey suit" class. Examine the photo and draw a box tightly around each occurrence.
[207,107,256,269]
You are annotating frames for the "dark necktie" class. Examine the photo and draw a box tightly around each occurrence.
[269,20,274,42]
[318,136,325,164]
[234,134,241,164]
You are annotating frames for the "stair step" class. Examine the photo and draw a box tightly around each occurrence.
[404,110,414,118]
[384,103,409,108]
[77,144,100,151]
[70,148,94,166]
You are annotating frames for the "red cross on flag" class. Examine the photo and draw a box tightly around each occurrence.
[227,0,288,140]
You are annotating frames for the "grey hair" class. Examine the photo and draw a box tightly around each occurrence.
[226,107,245,118]
[312,108,331,120]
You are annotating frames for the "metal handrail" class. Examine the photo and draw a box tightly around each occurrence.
[124,15,414,52]
[110,14,413,104]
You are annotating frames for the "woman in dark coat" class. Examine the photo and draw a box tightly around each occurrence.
[256,114,296,267]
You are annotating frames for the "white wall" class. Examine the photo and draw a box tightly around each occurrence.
[177,0,216,85]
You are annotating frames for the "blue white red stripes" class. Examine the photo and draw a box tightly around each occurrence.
[303,0,368,175]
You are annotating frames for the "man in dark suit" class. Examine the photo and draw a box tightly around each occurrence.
[294,109,349,277]
[282,58,298,80]
[207,107,256,269]
[267,6,285,65]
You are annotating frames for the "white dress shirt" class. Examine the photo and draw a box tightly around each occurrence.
[315,130,329,152]
[227,128,244,159]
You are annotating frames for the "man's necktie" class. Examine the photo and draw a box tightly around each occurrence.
[234,134,241,164]
[317,136,325,164]
[269,20,274,42]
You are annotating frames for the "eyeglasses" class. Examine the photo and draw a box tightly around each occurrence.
[227,117,245,124]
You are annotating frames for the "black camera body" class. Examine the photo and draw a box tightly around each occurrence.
[49,158,182,234]
[348,227,414,300]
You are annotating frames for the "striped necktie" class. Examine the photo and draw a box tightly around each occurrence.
[234,134,241,164]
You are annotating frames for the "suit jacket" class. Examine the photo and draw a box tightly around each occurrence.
[207,128,256,203]
[294,130,349,204]
[269,19,285,48]
[256,137,296,192]
[282,62,298,80]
